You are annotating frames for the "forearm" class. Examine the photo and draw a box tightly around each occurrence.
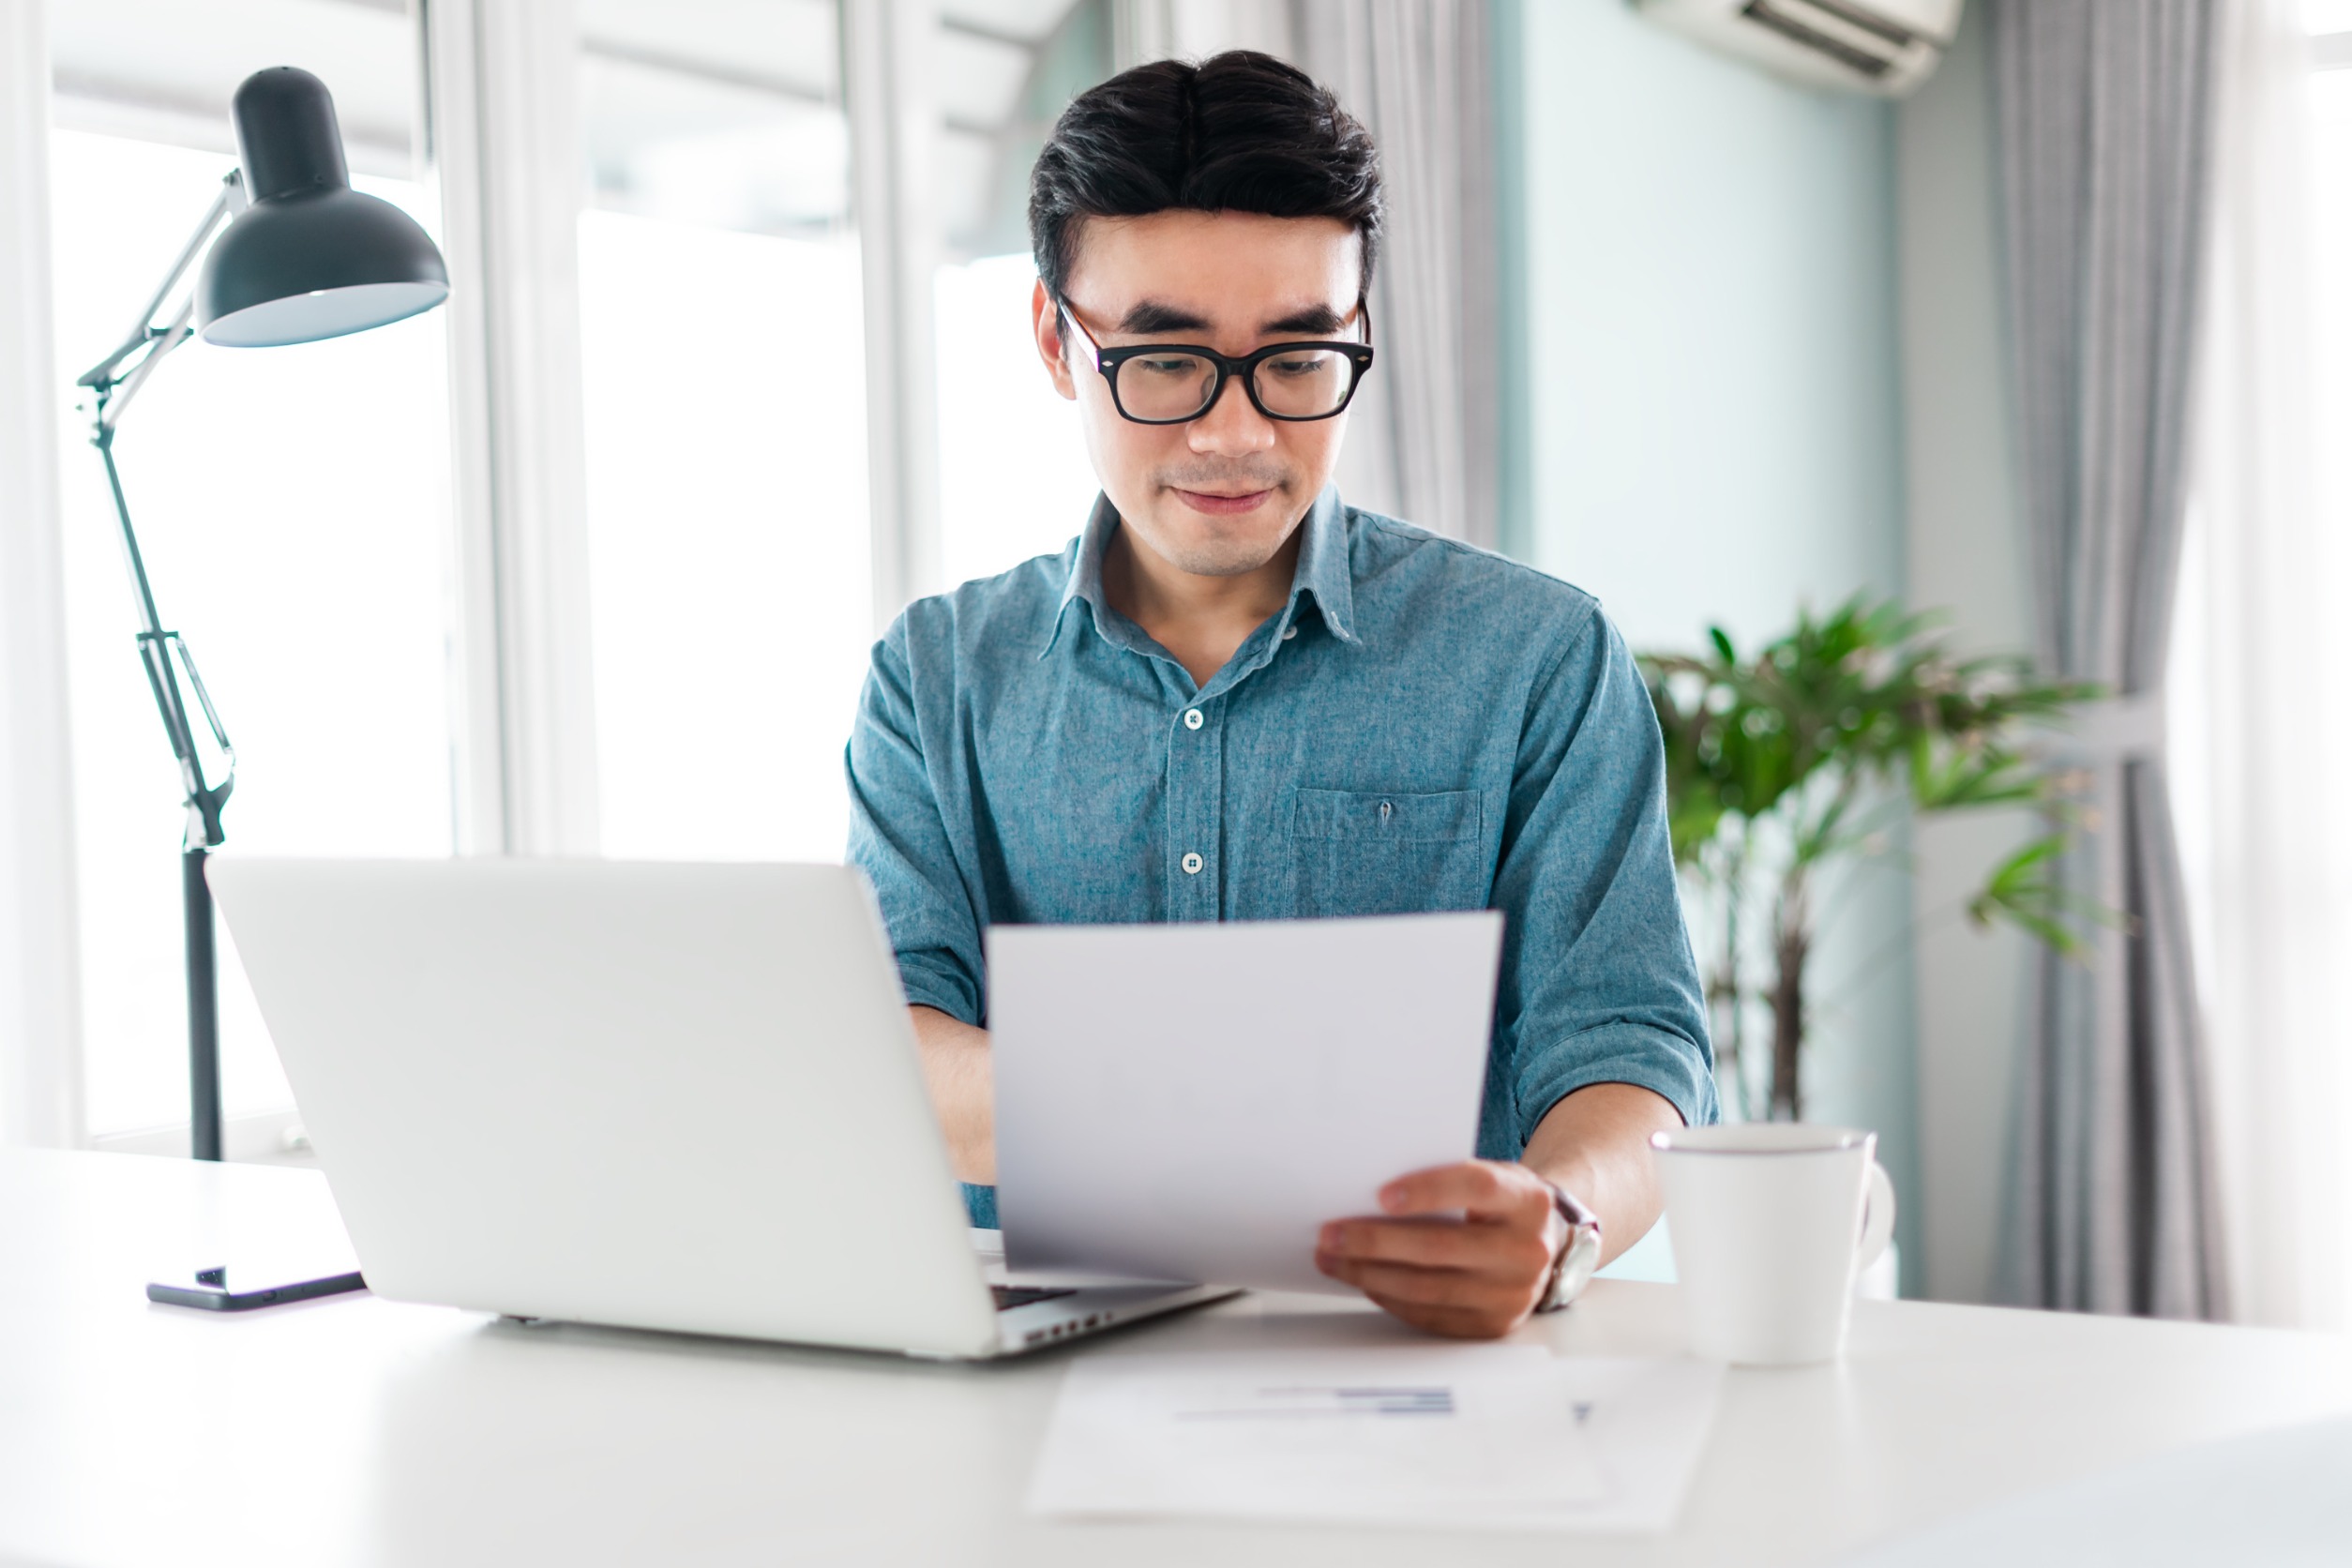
[909,1004,995,1184]
[1520,1081,1684,1267]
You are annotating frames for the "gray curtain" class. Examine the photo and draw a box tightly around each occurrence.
[1990,0,2229,1319]
[1292,0,1500,548]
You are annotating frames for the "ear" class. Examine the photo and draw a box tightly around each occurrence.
[1032,279,1078,401]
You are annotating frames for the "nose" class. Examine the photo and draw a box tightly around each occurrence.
[1185,369,1277,458]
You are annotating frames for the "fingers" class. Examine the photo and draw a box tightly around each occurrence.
[1317,1241,1545,1300]
[1317,1254,1538,1339]
[1317,1160,1564,1340]
[1319,1215,1554,1278]
[1377,1159,1552,1223]
[1319,1255,1494,1304]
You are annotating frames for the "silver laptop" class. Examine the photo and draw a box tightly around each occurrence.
[205,857,1231,1359]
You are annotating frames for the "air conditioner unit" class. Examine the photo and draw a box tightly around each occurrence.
[1636,0,1965,98]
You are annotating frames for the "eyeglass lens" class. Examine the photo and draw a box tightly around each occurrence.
[1115,347,1360,422]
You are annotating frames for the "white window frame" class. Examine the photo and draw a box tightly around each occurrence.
[420,0,601,856]
[846,0,947,624]
[0,0,84,1149]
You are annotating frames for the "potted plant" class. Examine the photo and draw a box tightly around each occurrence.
[1640,597,2102,1122]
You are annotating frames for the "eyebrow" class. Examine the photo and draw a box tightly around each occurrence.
[1261,303,1349,335]
[1113,300,1212,333]
[1110,299,1352,337]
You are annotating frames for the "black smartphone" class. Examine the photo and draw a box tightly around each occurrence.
[146,1264,366,1311]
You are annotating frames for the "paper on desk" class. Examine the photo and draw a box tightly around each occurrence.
[1492,1354,1727,1533]
[1027,1347,1591,1527]
[988,912,1500,1293]
[1027,1348,1724,1535]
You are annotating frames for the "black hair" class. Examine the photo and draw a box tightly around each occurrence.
[1027,51,1383,306]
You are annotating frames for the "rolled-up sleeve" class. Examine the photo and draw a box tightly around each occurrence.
[1485,605,1717,1153]
[846,615,985,1026]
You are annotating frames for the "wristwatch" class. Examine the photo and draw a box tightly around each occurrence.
[1534,1180,1604,1314]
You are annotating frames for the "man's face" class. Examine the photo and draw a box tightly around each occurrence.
[1032,210,1363,579]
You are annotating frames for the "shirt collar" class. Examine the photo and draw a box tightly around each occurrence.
[1286,484,1358,645]
[1040,485,1359,657]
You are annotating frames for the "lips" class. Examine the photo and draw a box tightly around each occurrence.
[1173,487,1275,516]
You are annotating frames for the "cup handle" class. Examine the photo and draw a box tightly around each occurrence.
[1853,1160,1897,1278]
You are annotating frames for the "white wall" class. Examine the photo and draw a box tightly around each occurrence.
[1895,3,2038,1305]
[1503,0,1917,1283]
[1506,2,1905,645]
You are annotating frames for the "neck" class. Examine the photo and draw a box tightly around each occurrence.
[1102,520,1303,689]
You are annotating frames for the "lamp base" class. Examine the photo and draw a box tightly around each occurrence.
[147,1264,366,1311]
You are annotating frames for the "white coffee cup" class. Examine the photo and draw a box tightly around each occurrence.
[1650,1123,1897,1366]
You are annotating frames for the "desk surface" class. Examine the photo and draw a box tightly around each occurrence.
[5,1149,2350,1568]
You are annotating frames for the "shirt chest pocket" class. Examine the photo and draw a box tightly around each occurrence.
[1290,789,1491,919]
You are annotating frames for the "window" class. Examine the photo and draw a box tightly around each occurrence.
[575,0,873,863]
[46,0,455,1137]
[931,1,1109,588]
[580,0,1116,859]
[16,0,1136,1153]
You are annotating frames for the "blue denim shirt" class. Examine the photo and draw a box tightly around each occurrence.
[846,488,1716,1227]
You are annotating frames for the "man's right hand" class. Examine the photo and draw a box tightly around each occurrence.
[908,1005,995,1184]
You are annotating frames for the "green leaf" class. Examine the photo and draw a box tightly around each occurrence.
[1637,595,2122,983]
[1961,835,2127,961]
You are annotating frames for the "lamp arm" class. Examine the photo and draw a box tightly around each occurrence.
[99,297,196,437]
[78,172,245,852]
[92,426,234,850]
[76,170,245,400]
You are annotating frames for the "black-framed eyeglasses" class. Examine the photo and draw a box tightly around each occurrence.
[1058,298,1376,425]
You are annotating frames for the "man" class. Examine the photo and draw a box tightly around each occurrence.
[848,52,1714,1340]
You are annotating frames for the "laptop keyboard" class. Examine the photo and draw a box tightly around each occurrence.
[992,1285,1077,1312]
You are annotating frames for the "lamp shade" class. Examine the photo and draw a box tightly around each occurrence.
[196,68,448,348]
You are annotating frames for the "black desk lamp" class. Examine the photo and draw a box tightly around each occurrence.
[76,67,448,1163]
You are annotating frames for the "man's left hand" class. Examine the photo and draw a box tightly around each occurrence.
[1314,1160,1567,1339]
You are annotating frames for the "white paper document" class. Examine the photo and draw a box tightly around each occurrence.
[1027,1348,1725,1534]
[988,912,1501,1292]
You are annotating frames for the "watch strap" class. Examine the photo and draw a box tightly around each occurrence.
[1534,1179,1603,1314]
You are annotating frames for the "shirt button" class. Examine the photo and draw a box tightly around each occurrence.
[1281,626,1298,641]
[1184,708,1203,731]
[1181,852,1204,875]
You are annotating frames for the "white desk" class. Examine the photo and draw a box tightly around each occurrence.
[5,1149,2349,1568]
